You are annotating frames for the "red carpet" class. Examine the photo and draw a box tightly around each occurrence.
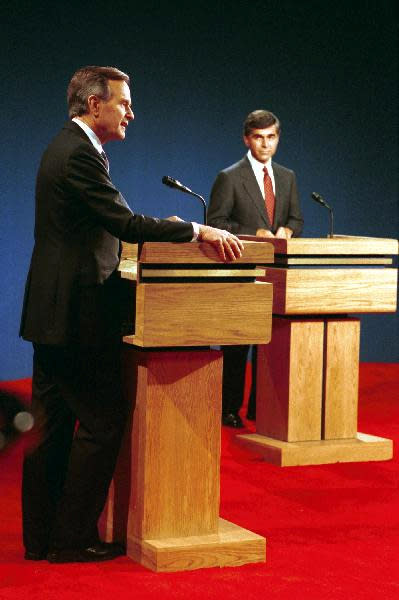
[0,364,398,599]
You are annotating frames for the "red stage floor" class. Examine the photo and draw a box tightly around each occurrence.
[0,363,398,600]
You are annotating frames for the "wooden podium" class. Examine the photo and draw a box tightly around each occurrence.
[238,236,398,466]
[101,240,274,571]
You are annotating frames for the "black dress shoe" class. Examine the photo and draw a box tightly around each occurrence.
[222,412,244,428]
[47,541,125,563]
[24,550,47,561]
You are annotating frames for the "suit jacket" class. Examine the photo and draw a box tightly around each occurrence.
[207,156,303,236]
[20,121,194,346]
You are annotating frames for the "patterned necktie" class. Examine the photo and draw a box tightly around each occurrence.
[100,150,109,173]
[263,166,275,226]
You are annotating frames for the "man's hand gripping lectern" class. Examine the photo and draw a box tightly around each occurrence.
[101,240,274,572]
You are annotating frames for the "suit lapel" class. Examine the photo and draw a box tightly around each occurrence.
[238,157,269,228]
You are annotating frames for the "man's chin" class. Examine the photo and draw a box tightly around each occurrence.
[254,153,270,162]
[112,129,126,141]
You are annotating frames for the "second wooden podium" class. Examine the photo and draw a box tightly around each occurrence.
[238,236,398,467]
[101,240,274,571]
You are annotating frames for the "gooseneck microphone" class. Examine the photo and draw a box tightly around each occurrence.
[162,176,207,225]
[311,192,331,209]
[162,176,193,194]
[311,192,334,238]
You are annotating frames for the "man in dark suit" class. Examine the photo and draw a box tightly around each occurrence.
[207,110,303,427]
[20,66,243,563]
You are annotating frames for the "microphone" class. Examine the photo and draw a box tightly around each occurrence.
[311,192,334,238]
[311,192,331,210]
[162,176,193,194]
[162,176,207,224]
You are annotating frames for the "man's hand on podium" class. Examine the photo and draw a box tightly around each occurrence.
[256,228,275,238]
[275,226,293,239]
[198,225,243,261]
[256,227,293,239]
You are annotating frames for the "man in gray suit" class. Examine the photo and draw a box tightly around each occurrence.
[207,110,303,427]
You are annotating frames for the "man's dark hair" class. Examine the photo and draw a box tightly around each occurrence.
[67,66,130,118]
[243,110,281,137]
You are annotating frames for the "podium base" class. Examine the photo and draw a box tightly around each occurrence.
[126,518,266,572]
[236,432,393,467]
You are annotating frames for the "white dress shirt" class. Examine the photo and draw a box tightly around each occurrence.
[247,150,276,198]
[72,117,104,154]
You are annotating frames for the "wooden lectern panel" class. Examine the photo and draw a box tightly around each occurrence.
[126,348,222,541]
[137,240,274,264]
[103,346,266,571]
[269,236,399,256]
[125,281,272,347]
[256,319,324,442]
[323,319,360,440]
[119,240,274,347]
[264,267,397,314]
[103,347,266,571]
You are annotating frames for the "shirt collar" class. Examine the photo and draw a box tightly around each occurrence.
[72,117,103,154]
[247,150,272,175]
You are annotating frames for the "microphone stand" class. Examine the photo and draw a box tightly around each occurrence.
[327,207,334,239]
[162,176,207,224]
[311,193,334,238]
[189,191,207,226]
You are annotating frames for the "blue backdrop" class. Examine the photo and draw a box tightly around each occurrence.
[1,0,397,380]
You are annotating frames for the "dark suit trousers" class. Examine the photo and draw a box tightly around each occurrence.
[222,345,249,414]
[22,273,129,553]
[222,345,257,416]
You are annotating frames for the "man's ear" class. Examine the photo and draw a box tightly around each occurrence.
[243,135,249,148]
[87,94,101,117]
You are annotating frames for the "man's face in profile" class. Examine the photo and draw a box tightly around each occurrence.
[244,124,280,164]
[95,80,134,144]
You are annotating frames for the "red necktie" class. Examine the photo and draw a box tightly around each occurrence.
[263,166,275,226]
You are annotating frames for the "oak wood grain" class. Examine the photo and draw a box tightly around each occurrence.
[256,319,324,442]
[125,281,272,347]
[323,319,360,439]
[263,268,397,314]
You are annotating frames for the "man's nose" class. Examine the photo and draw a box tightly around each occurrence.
[127,107,134,120]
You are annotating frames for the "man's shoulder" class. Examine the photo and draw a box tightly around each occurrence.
[219,156,249,176]
[42,122,97,163]
[55,121,91,145]
[38,122,102,181]
[272,161,295,177]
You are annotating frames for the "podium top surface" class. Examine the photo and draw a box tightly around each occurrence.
[238,236,398,256]
[121,240,274,264]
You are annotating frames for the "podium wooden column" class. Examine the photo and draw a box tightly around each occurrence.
[238,236,398,466]
[101,241,274,571]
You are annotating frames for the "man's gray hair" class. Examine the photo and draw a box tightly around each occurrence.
[67,66,130,118]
